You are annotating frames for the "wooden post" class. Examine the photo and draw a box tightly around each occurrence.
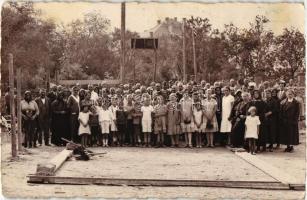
[120,2,126,84]
[9,53,17,157]
[182,18,187,83]
[16,67,22,151]
[192,27,197,82]
[150,32,157,82]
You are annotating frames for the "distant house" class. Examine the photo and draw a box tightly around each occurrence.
[140,17,182,38]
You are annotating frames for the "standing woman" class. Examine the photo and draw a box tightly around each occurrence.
[264,89,280,151]
[202,89,218,147]
[21,91,39,148]
[280,89,300,152]
[250,90,268,152]
[180,92,194,148]
[51,91,70,146]
[230,92,251,148]
[220,86,235,146]
[214,86,223,145]
[167,93,181,147]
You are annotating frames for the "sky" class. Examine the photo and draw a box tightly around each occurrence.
[34,2,304,35]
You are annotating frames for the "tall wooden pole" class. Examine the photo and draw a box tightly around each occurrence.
[182,18,187,83]
[150,32,157,82]
[120,2,126,84]
[16,68,22,151]
[9,53,17,157]
[192,27,197,82]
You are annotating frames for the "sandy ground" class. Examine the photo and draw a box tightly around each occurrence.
[1,131,306,199]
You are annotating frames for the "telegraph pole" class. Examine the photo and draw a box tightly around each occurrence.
[16,68,22,151]
[182,18,187,83]
[9,53,17,157]
[120,2,126,84]
[192,27,197,82]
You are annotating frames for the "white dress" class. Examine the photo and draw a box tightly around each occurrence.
[141,105,154,132]
[245,115,261,139]
[78,112,91,135]
[193,109,203,132]
[109,105,118,132]
[220,95,234,133]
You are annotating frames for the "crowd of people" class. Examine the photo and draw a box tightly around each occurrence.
[10,78,305,155]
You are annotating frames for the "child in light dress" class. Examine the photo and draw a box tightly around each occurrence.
[193,102,203,148]
[78,105,91,147]
[109,97,119,146]
[245,106,261,155]
[99,102,112,147]
[141,96,154,147]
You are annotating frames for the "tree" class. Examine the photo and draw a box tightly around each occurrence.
[1,2,58,89]
[275,28,305,80]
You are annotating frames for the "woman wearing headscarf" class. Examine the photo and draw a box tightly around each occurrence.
[264,89,280,151]
[250,90,268,152]
[21,91,39,148]
[280,89,300,152]
[51,91,70,146]
[229,91,251,148]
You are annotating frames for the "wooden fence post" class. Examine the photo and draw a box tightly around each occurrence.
[9,53,17,157]
[17,67,22,151]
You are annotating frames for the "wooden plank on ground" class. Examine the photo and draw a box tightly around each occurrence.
[36,149,73,176]
[235,152,299,185]
[27,175,291,190]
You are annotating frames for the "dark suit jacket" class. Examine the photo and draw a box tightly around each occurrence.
[35,97,50,123]
[67,95,80,114]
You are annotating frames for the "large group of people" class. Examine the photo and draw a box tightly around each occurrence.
[12,78,304,155]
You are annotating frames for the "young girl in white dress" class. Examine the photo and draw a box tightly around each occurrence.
[141,96,154,147]
[78,105,91,147]
[109,97,119,146]
[99,102,112,147]
[245,106,261,155]
[193,102,203,148]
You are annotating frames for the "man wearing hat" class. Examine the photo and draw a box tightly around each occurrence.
[35,89,51,146]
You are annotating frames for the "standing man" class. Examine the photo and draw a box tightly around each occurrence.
[35,89,50,146]
[278,80,287,100]
[67,86,80,143]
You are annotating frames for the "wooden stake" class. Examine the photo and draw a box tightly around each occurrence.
[16,67,22,151]
[182,18,187,83]
[120,2,126,84]
[9,53,17,157]
[192,27,197,82]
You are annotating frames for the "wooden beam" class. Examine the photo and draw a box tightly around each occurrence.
[235,152,300,185]
[27,175,295,190]
[36,149,73,176]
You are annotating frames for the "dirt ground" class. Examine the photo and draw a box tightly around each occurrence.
[1,131,306,199]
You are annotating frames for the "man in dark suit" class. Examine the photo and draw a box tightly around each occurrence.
[35,89,50,146]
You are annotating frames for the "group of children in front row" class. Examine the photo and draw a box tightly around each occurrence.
[78,90,261,155]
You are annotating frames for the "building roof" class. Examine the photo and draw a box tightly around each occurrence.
[140,17,182,38]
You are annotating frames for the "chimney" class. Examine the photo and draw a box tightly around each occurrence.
[157,20,161,24]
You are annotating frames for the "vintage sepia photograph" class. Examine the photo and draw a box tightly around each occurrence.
[0,1,305,199]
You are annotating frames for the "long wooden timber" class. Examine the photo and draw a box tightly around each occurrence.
[26,175,301,190]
